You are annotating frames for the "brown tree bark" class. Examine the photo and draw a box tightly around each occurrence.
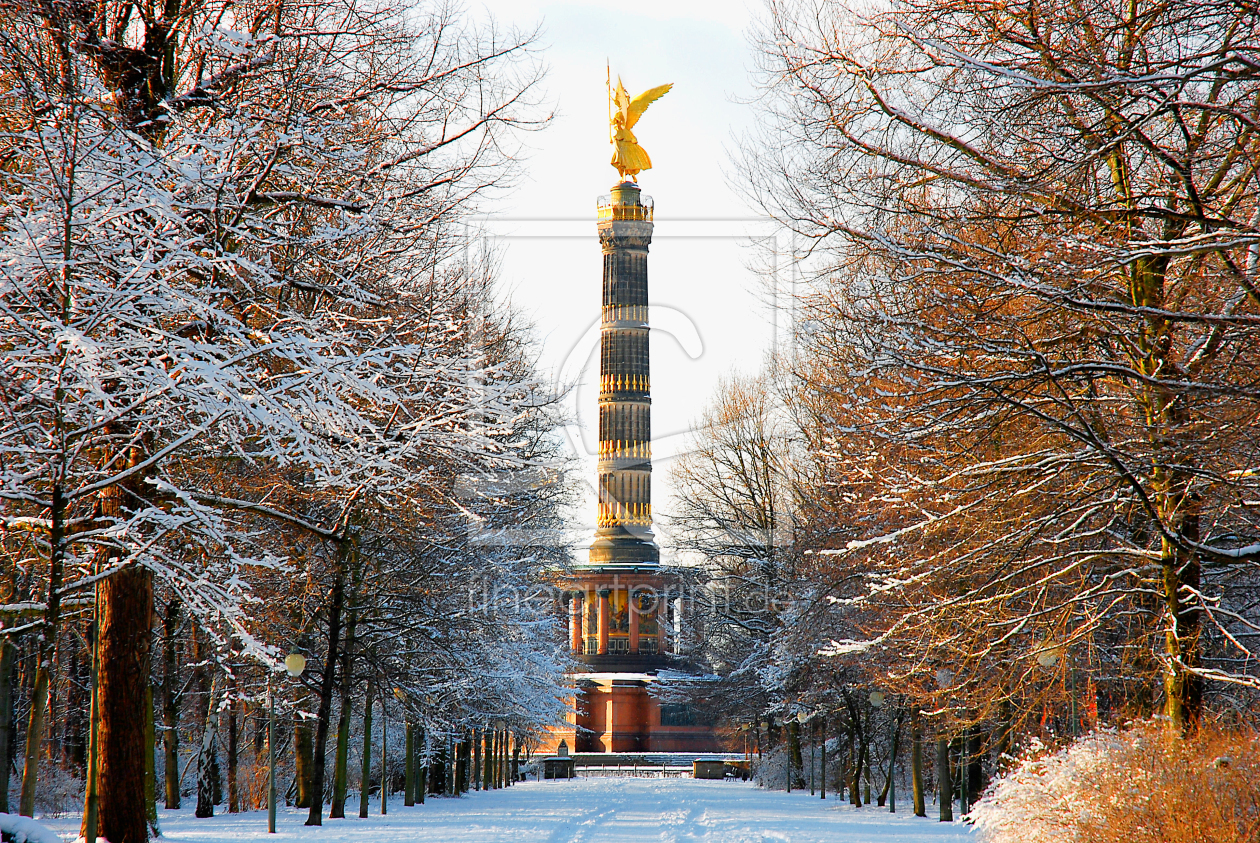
[936,735,953,822]
[144,683,158,833]
[911,710,925,817]
[195,675,220,818]
[161,599,181,809]
[294,722,314,808]
[482,729,492,791]
[305,552,348,826]
[228,674,240,813]
[359,673,374,819]
[86,563,154,843]
[0,635,15,814]
[330,605,357,819]
[21,485,65,817]
[786,720,805,790]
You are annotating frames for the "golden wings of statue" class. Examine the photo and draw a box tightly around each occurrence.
[609,74,673,182]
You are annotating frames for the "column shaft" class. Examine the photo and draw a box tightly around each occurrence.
[597,590,611,655]
[628,590,640,654]
[569,596,583,654]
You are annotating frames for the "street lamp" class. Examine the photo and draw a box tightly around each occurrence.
[868,690,885,708]
[285,652,307,677]
[269,651,306,834]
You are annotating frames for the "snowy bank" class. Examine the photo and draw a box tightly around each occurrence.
[0,813,63,843]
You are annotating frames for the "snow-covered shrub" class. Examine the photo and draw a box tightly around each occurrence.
[971,720,1260,843]
[9,766,85,819]
[0,813,62,843]
[752,746,799,791]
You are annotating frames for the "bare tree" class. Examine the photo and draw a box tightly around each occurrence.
[741,0,1260,732]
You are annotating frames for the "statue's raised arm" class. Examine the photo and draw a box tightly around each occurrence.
[610,77,672,182]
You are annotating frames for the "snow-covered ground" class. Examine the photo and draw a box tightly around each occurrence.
[33,778,974,843]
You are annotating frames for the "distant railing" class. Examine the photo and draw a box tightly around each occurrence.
[576,765,691,779]
[596,194,654,221]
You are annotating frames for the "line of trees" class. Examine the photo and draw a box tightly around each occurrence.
[0,0,572,840]
[665,0,1260,816]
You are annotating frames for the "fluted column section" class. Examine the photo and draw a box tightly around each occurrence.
[590,181,659,566]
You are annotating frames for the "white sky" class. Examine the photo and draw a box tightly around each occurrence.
[469,1,791,560]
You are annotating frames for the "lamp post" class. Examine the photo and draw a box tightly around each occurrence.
[269,652,306,834]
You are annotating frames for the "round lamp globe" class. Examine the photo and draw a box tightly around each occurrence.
[284,652,307,677]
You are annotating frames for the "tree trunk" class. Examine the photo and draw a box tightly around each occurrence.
[417,727,426,804]
[512,736,520,786]
[878,712,901,807]
[482,729,492,791]
[227,675,240,813]
[1161,499,1203,731]
[851,722,867,806]
[449,735,458,796]
[0,635,15,815]
[161,599,181,809]
[404,722,415,805]
[379,708,387,815]
[330,607,357,819]
[294,722,314,808]
[144,683,159,834]
[196,675,221,818]
[454,736,466,794]
[359,674,373,819]
[911,710,925,817]
[91,562,155,843]
[936,735,953,822]
[786,720,804,789]
[818,715,826,799]
[846,722,857,805]
[21,485,65,817]
[966,731,983,804]
[305,554,348,826]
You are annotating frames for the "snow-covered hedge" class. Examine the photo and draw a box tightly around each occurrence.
[0,813,62,843]
[972,721,1260,843]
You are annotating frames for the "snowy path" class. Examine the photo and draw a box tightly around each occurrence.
[39,778,974,843]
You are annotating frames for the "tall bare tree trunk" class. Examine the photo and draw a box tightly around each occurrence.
[359,674,374,819]
[227,675,240,813]
[195,675,220,818]
[305,551,348,827]
[330,606,357,819]
[417,727,426,804]
[90,562,155,843]
[510,736,519,786]
[482,729,492,791]
[1161,493,1203,731]
[144,683,158,835]
[786,719,804,789]
[21,486,65,817]
[911,710,925,817]
[878,712,901,807]
[161,599,181,809]
[0,635,15,814]
[406,722,416,804]
[936,734,953,822]
[294,722,314,808]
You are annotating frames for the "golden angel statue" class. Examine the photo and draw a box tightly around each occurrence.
[609,76,673,181]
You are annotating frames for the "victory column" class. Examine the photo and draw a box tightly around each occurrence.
[544,74,719,757]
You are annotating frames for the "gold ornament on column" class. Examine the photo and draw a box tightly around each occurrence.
[607,64,672,182]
